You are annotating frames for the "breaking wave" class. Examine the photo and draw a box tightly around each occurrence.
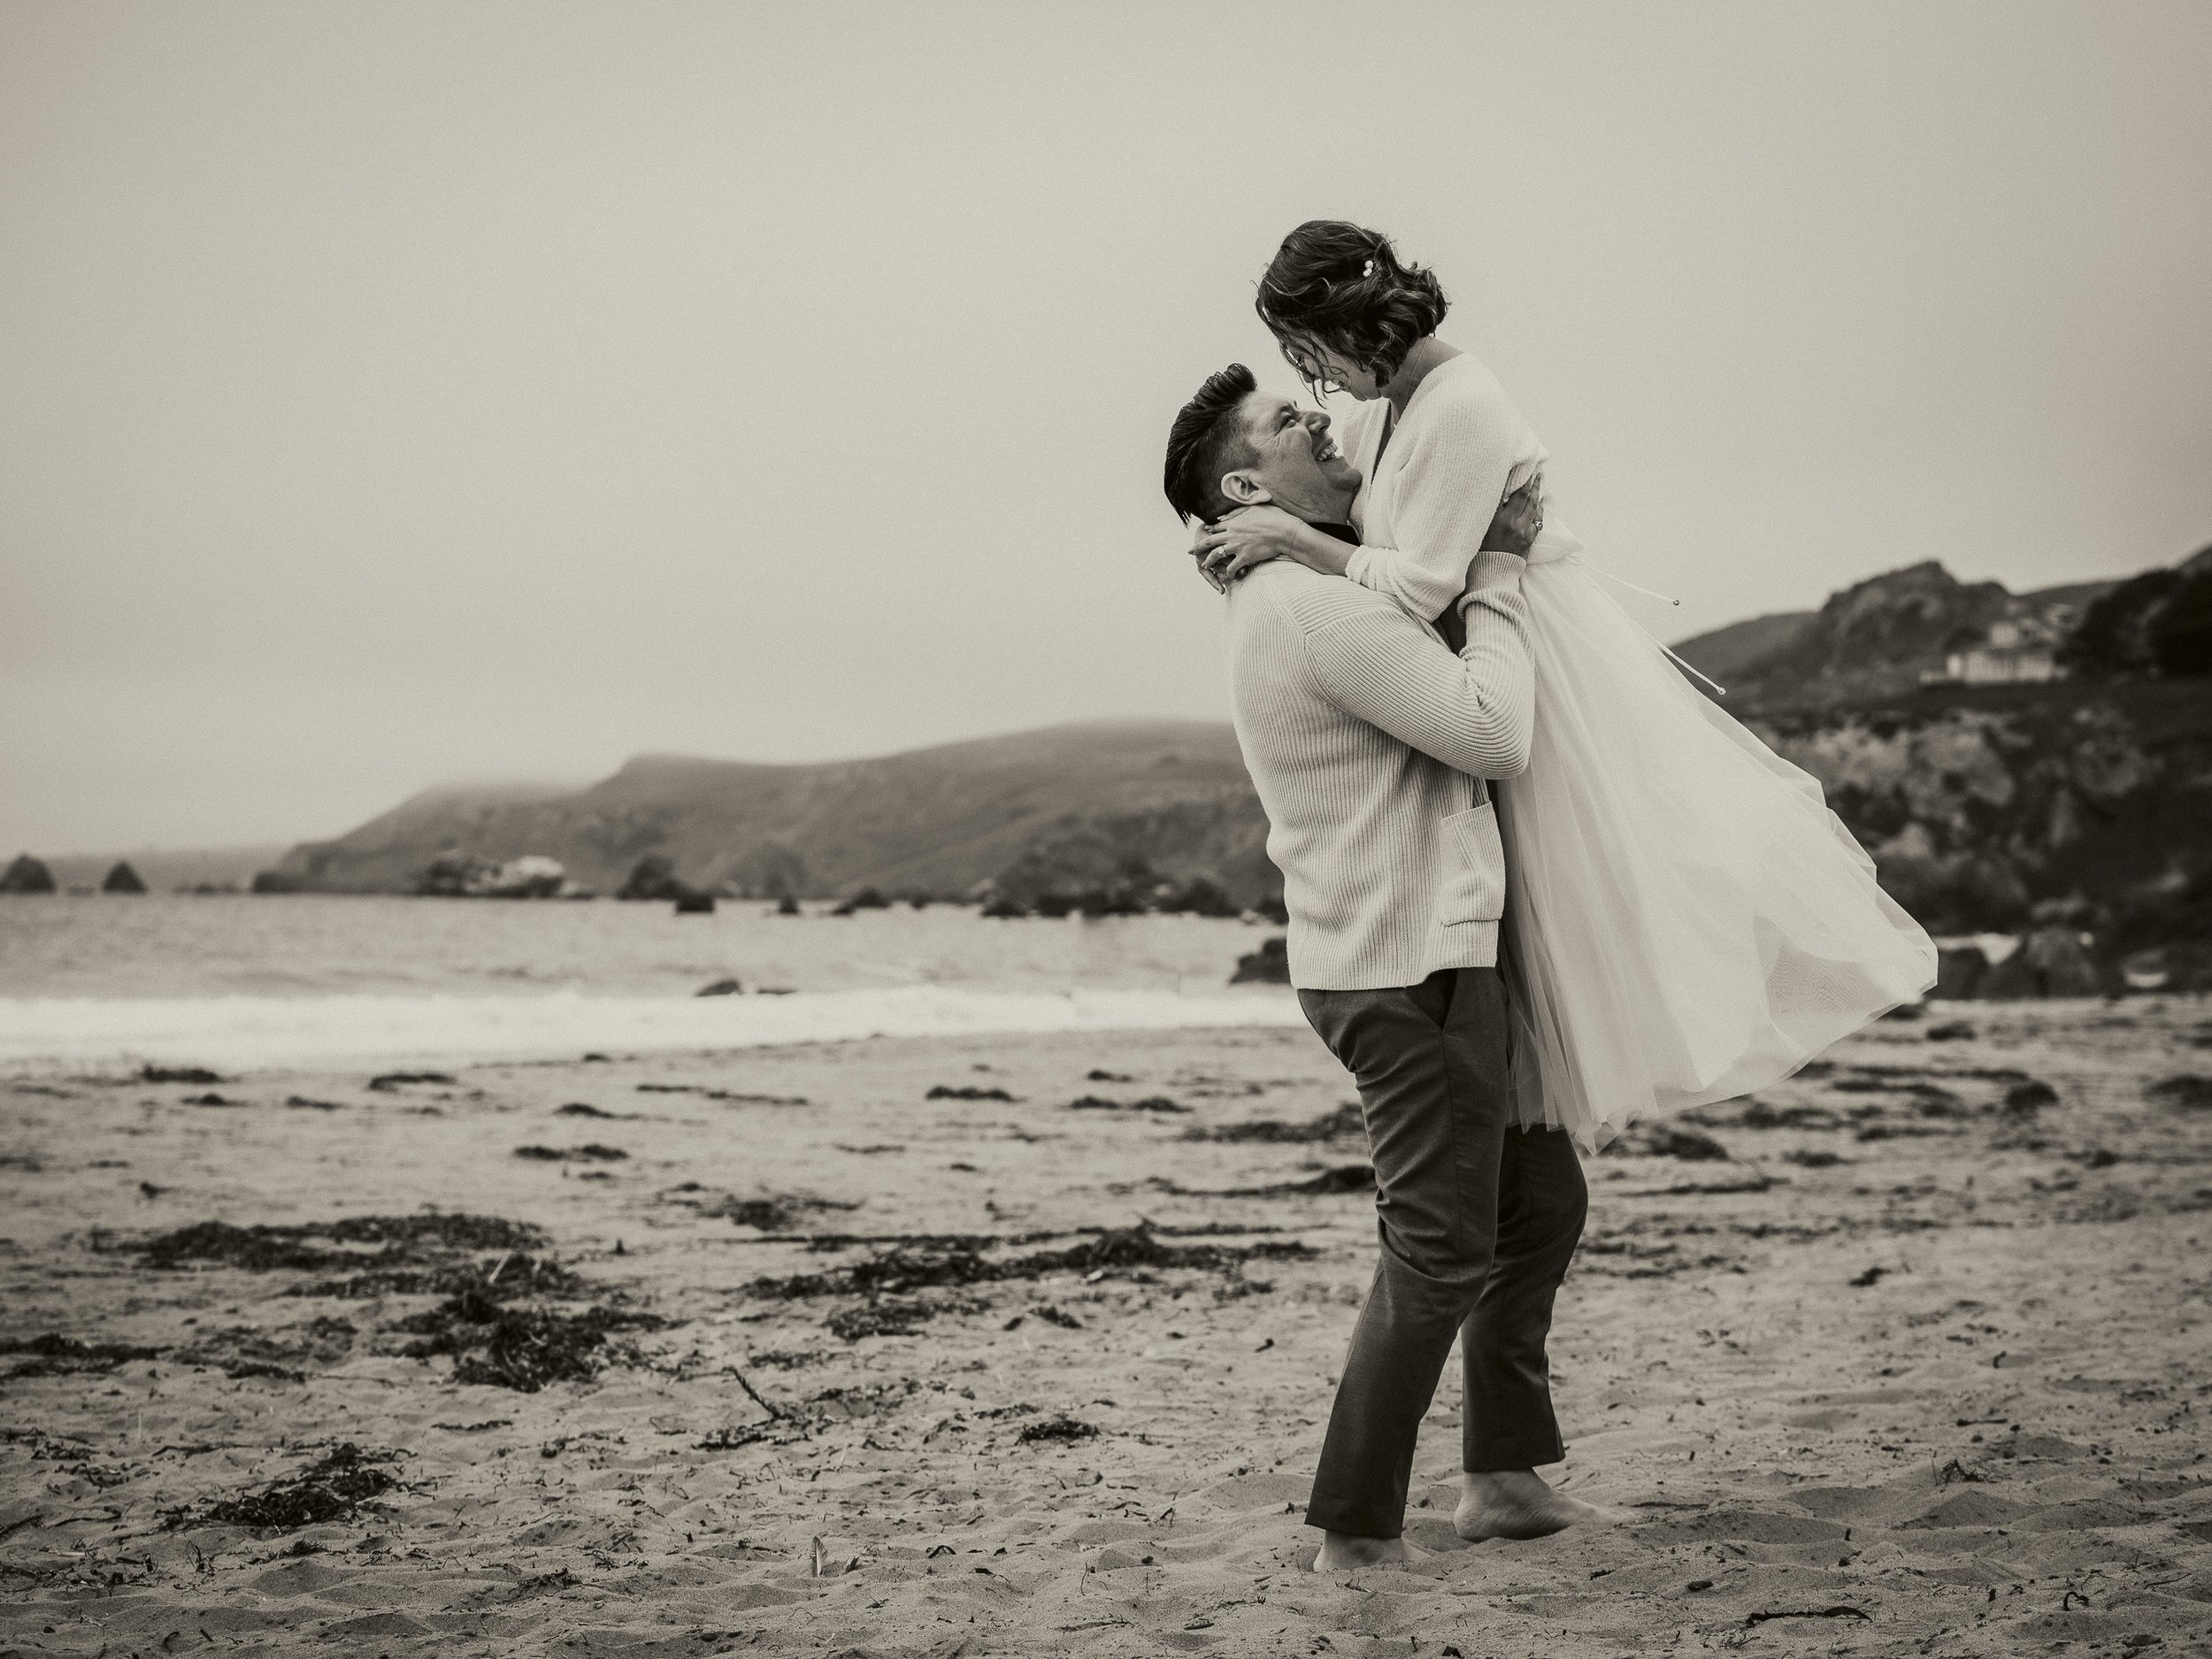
[0,985,1305,1073]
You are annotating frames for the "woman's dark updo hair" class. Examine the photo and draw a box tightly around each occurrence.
[1255,220,1448,395]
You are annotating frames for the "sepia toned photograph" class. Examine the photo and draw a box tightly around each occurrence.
[4,4,2209,1655]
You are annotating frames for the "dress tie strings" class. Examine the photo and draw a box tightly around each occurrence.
[1563,556,1729,699]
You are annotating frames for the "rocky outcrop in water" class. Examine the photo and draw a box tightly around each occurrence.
[987,798,1274,916]
[1231,937,1290,984]
[1,855,56,894]
[101,861,148,894]
[1980,927,2102,999]
[616,855,687,902]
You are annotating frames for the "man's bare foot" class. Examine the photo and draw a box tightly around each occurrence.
[1311,1531,1424,1571]
[1455,1470,1617,1541]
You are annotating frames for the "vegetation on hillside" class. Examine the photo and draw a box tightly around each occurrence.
[2061,550,2212,680]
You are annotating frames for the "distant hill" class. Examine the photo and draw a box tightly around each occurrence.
[1697,560,2126,711]
[2020,576,2124,611]
[266,721,1278,904]
[1669,577,2127,705]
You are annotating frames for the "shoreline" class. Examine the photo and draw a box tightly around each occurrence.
[0,983,1307,1074]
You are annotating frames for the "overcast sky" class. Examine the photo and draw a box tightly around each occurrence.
[5,0,2208,854]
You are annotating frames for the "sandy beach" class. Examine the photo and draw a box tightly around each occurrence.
[4,997,2211,1658]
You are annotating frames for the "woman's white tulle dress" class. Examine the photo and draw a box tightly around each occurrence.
[1495,534,1939,1154]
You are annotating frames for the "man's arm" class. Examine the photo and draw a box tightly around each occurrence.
[1194,475,1542,590]
[1297,553,1534,778]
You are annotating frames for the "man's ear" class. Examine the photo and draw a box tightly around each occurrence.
[1218,470,1272,509]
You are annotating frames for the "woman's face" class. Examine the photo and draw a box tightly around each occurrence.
[1279,334,1384,401]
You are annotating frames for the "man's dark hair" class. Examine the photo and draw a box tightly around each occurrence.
[1163,363,1259,526]
[1256,219,1448,395]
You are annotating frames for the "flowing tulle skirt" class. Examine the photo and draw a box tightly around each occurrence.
[1496,539,1937,1153]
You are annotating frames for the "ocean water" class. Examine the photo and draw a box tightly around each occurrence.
[0,895,1300,1071]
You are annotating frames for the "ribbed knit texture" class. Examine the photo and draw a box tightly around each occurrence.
[1225,558,1533,990]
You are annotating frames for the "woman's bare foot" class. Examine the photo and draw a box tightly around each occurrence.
[1454,1470,1617,1541]
[1311,1531,1425,1571]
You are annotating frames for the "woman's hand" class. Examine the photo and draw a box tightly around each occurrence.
[1482,474,1545,557]
[1192,504,1353,588]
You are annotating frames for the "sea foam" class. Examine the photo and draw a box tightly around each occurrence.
[0,985,1305,1073]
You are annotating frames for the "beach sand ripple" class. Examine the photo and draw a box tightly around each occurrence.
[4,1000,2210,1655]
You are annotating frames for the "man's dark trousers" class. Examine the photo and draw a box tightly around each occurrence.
[1297,964,1586,1540]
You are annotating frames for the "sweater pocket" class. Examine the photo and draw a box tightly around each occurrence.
[1439,801,1506,926]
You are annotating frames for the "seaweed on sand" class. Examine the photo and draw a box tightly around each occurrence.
[1067,1095,1191,1115]
[133,1214,542,1273]
[319,1215,542,1251]
[1842,1062,2030,1085]
[661,1186,860,1232]
[176,1443,403,1531]
[2148,1075,2212,1110]
[0,1333,165,1379]
[713,1197,854,1230]
[136,1221,353,1272]
[1737,1101,1845,1131]
[1163,1164,1376,1199]
[636,1084,810,1104]
[826,1298,938,1340]
[1829,1078,1969,1116]
[750,1220,1314,1302]
[1681,1100,1842,1131]
[391,1286,669,1392]
[748,1348,831,1370]
[132,1215,575,1307]
[696,1377,918,1446]
[172,1316,358,1380]
[139,1064,221,1085]
[1610,1124,1732,1162]
[1617,1173,1785,1195]
[1018,1415,1098,1445]
[695,1422,783,1451]
[771,1219,1295,1255]
[289,1250,586,1302]
[1180,1102,1363,1144]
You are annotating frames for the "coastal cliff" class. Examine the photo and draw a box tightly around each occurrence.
[262,721,1278,909]
[255,557,2212,979]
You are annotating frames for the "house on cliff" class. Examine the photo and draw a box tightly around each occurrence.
[1933,619,2066,686]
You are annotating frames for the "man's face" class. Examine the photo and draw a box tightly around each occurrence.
[1219,391,1363,522]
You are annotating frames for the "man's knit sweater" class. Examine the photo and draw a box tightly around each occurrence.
[1224,553,1532,990]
